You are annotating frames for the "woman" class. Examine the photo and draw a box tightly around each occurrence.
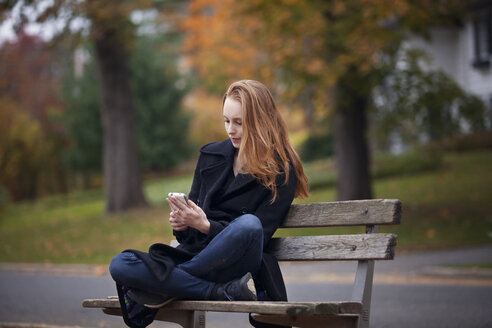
[109,80,309,326]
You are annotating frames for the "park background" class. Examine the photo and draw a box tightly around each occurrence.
[0,0,491,269]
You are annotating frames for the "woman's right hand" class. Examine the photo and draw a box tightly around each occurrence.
[167,197,210,234]
[167,198,188,231]
[169,209,189,231]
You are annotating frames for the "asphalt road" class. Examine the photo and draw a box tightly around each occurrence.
[1,246,492,328]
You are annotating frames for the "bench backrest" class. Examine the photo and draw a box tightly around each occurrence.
[266,199,401,261]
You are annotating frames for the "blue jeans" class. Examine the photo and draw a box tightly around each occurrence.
[109,214,264,300]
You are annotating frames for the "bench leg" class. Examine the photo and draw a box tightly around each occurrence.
[351,225,377,328]
[351,260,374,328]
[155,309,206,328]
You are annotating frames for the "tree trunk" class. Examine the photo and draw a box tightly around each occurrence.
[93,28,148,213]
[333,69,373,201]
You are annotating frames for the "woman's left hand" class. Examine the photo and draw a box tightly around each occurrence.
[167,197,210,234]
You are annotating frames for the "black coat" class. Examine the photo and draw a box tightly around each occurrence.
[175,139,297,254]
[129,139,296,302]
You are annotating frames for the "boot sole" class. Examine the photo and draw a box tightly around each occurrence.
[242,272,257,301]
[127,289,177,308]
[145,296,177,308]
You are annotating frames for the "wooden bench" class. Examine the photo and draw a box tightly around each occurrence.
[83,198,401,328]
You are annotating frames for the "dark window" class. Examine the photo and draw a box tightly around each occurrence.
[472,11,492,69]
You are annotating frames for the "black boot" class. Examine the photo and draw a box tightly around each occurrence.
[211,272,257,301]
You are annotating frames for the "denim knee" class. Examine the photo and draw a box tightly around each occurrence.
[232,214,263,240]
[109,252,133,282]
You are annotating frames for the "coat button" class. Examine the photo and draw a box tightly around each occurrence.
[241,207,248,214]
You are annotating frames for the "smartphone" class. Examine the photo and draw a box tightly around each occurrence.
[168,192,189,206]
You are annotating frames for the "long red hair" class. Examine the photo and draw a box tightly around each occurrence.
[223,80,309,202]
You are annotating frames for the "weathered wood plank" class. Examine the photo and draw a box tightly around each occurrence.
[282,199,401,227]
[164,301,313,315]
[83,299,362,315]
[267,234,397,261]
[83,299,120,309]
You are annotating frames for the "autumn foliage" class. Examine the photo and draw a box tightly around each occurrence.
[183,0,463,101]
[182,0,465,200]
[0,33,68,201]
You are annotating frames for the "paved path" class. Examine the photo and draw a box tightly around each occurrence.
[1,246,492,328]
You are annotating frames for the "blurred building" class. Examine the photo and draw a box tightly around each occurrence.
[406,0,492,110]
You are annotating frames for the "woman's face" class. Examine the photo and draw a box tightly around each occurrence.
[223,97,243,149]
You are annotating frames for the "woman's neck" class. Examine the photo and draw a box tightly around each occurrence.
[233,151,242,177]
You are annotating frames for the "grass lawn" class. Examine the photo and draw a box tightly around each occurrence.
[1,150,491,264]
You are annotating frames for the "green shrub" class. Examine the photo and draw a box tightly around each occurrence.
[306,151,443,190]
[372,152,443,179]
[421,132,492,153]
[300,132,334,162]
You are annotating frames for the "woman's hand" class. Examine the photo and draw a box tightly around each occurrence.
[168,204,188,232]
[167,197,210,234]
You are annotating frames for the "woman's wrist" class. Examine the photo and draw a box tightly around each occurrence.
[196,216,210,234]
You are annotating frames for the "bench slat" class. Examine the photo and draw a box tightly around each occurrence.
[282,199,401,227]
[82,298,363,316]
[267,234,397,261]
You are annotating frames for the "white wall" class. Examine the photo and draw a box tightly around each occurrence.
[406,24,492,106]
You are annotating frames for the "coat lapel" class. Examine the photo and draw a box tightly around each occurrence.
[199,140,234,202]
[199,139,259,200]
[226,173,256,196]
